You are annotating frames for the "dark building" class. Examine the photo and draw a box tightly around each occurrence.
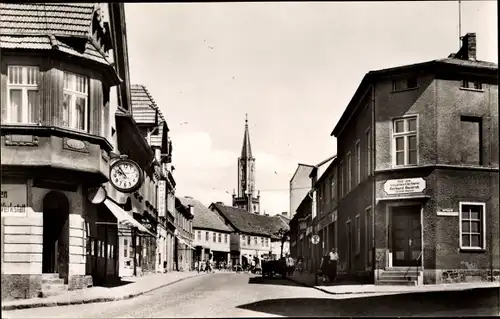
[331,33,498,285]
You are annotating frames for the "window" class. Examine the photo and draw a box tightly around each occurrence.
[346,152,352,192]
[365,128,372,177]
[392,77,418,91]
[224,234,228,243]
[261,237,264,246]
[212,232,216,243]
[247,236,251,246]
[460,203,485,249]
[197,231,201,241]
[124,239,128,258]
[461,80,483,90]
[355,141,361,185]
[242,235,246,246]
[460,117,482,165]
[254,236,257,245]
[393,117,418,166]
[7,66,40,124]
[339,161,344,198]
[218,233,222,243]
[355,215,360,255]
[205,231,209,241]
[330,174,336,201]
[63,71,88,131]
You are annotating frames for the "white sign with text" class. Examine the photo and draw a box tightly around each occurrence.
[1,184,29,217]
[384,178,426,195]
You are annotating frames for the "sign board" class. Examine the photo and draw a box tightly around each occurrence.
[384,178,426,195]
[157,180,166,217]
[306,226,312,236]
[1,184,28,217]
[311,235,320,244]
[87,186,107,204]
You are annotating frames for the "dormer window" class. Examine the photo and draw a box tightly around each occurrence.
[392,77,418,92]
[63,71,88,131]
[7,66,40,124]
[461,80,483,90]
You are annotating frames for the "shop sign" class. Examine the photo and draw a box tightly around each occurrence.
[157,180,166,217]
[1,184,28,217]
[305,226,312,236]
[384,178,426,195]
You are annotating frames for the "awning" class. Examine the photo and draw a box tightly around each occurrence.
[104,198,155,237]
[175,235,195,249]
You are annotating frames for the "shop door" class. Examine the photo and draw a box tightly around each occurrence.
[392,206,421,267]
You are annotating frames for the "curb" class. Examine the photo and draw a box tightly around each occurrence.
[2,273,207,311]
[285,277,500,295]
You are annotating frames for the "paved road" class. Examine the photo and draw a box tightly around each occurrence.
[2,273,499,318]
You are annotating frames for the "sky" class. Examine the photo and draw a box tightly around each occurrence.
[123,1,497,215]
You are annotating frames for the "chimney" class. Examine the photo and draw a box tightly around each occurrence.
[188,205,194,215]
[455,33,477,61]
[216,201,224,205]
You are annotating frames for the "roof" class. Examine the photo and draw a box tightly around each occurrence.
[289,163,315,185]
[0,3,95,37]
[0,4,115,70]
[131,84,166,124]
[309,155,337,179]
[331,57,498,137]
[178,197,233,233]
[211,203,289,238]
[315,155,338,187]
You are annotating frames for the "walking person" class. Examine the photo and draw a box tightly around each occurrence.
[328,248,339,282]
[320,252,331,283]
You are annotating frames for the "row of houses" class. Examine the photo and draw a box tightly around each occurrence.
[180,196,290,267]
[289,33,499,285]
[0,3,196,301]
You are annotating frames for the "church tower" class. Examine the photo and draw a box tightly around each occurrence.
[232,114,260,214]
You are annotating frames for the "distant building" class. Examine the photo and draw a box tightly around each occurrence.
[174,198,194,271]
[232,114,260,214]
[289,164,314,219]
[179,196,234,264]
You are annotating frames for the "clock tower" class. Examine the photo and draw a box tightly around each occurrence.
[232,114,260,214]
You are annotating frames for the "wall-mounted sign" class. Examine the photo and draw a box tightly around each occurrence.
[109,158,144,193]
[87,186,107,204]
[384,178,426,195]
[306,226,312,236]
[311,235,320,244]
[331,210,338,223]
[158,180,166,217]
[1,184,28,217]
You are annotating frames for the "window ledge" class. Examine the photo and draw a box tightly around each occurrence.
[459,87,484,93]
[391,87,419,93]
[460,247,486,253]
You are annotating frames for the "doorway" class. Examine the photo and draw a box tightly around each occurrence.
[391,205,422,267]
[42,191,70,283]
[346,221,352,271]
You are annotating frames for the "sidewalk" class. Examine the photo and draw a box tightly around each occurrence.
[2,271,206,311]
[286,272,500,295]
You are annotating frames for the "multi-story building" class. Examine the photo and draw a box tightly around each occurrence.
[232,115,260,214]
[180,196,234,264]
[331,33,498,285]
[289,164,315,220]
[0,3,148,299]
[174,197,194,271]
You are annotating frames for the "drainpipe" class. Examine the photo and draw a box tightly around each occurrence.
[133,228,137,276]
[370,83,377,283]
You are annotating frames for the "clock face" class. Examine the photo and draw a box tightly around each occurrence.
[110,159,142,192]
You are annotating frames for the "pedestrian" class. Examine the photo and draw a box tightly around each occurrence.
[320,252,330,283]
[195,260,199,273]
[328,248,339,282]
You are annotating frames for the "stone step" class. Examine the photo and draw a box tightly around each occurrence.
[380,275,418,281]
[41,273,60,279]
[41,283,67,290]
[385,267,421,271]
[382,271,420,277]
[42,278,65,285]
[376,279,417,286]
[40,284,68,298]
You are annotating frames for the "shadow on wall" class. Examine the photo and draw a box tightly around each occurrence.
[236,287,500,317]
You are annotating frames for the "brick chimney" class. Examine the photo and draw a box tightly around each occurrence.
[454,33,476,61]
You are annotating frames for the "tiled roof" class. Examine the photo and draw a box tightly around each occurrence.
[178,197,233,232]
[211,204,289,238]
[435,58,498,70]
[0,3,95,37]
[131,84,166,125]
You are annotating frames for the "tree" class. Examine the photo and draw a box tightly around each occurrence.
[274,228,290,259]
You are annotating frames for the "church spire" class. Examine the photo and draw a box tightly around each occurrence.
[241,113,252,159]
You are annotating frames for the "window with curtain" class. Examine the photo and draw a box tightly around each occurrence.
[7,66,40,124]
[63,71,88,131]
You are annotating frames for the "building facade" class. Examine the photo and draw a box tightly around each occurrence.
[174,197,194,271]
[289,164,314,220]
[331,33,499,284]
[232,115,260,214]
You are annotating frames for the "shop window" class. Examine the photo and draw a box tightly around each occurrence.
[460,203,485,250]
[393,117,418,166]
[7,66,40,124]
[62,71,89,131]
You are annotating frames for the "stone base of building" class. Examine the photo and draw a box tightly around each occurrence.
[1,274,42,301]
[68,275,93,290]
[426,269,500,284]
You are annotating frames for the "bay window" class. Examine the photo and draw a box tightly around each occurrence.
[393,116,418,166]
[63,71,88,131]
[7,66,40,124]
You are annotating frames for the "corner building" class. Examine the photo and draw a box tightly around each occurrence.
[331,33,498,284]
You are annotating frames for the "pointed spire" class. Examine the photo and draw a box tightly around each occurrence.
[241,113,252,158]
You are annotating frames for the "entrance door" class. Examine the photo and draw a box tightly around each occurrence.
[42,191,69,282]
[392,205,421,267]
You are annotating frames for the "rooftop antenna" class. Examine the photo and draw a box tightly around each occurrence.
[458,0,462,49]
